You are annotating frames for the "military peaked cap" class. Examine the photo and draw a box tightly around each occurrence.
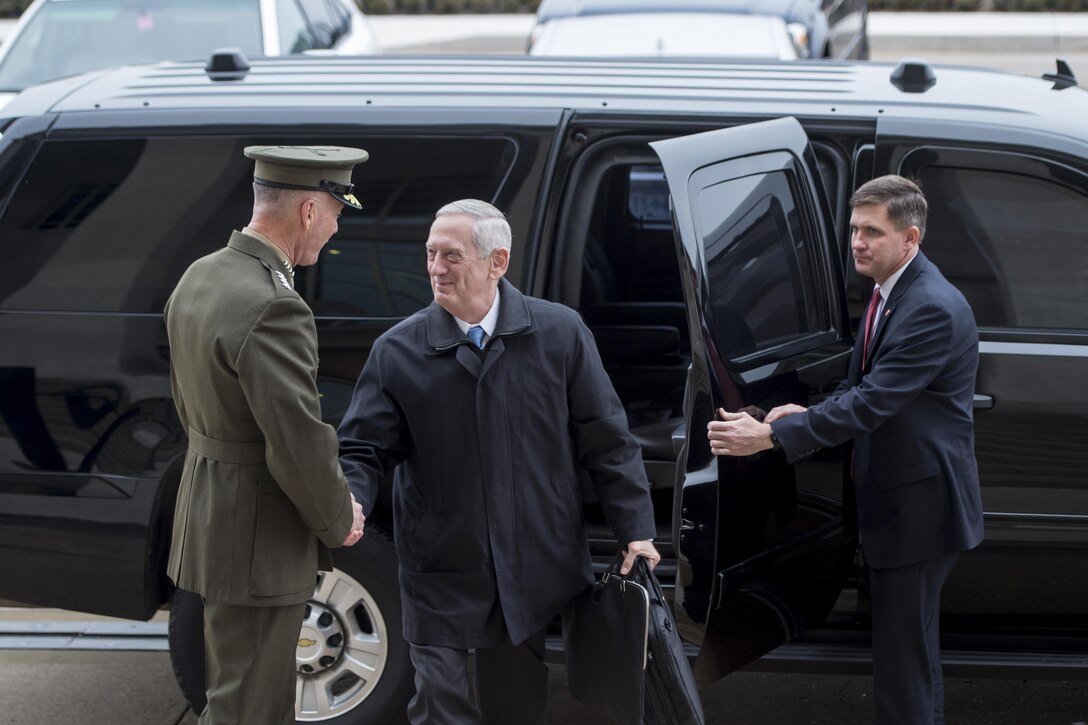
[244,145,368,210]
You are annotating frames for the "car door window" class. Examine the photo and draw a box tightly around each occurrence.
[698,169,829,361]
[0,135,519,317]
[324,0,351,40]
[297,0,339,47]
[915,164,1088,330]
[276,0,317,53]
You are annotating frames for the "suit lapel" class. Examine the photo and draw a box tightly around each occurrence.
[863,251,930,371]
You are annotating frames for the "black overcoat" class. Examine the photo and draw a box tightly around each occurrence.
[338,279,656,647]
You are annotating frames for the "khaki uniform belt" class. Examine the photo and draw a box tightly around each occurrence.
[187,428,266,465]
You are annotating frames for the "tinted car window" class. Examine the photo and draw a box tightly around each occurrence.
[918,165,1088,330]
[296,0,340,47]
[699,171,826,359]
[0,135,518,316]
[0,0,262,92]
[0,135,38,215]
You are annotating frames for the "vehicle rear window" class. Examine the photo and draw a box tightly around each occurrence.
[0,135,518,317]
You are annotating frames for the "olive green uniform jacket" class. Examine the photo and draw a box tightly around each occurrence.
[165,231,354,607]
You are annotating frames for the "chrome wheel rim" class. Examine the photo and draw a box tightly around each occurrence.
[295,567,390,721]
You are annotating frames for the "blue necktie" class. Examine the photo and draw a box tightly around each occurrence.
[467,325,486,350]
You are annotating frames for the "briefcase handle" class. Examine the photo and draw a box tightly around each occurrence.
[601,551,628,581]
[604,550,659,579]
[602,551,632,590]
[603,550,658,589]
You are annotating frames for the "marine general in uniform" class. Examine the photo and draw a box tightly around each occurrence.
[164,146,369,724]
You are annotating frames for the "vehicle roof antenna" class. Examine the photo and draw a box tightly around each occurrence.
[890,59,936,93]
[206,48,251,82]
[1042,58,1078,90]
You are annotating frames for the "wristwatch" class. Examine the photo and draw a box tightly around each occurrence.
[768,426,782,451]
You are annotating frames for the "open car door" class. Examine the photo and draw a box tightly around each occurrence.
[651,117,858,684]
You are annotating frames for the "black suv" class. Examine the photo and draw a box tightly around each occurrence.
[1,53,1087,724]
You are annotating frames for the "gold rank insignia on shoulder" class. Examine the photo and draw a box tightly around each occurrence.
[275,270,292,290]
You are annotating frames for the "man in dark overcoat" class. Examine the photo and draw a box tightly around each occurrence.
[707,176,984,725]
[338,199,660,724]
[165,146,368,724]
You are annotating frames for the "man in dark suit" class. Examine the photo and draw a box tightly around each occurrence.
[338,199,660,725]
[165,146,367,724]
[707,175,983,725]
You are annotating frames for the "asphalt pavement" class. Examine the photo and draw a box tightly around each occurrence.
[3,632,1088,724]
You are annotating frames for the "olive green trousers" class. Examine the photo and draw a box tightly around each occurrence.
[200,599,306,725]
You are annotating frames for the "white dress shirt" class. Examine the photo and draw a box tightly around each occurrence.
[453,287,501,346]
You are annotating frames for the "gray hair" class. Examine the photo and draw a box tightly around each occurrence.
[849,175,928,242]
[253,182,309,210]
[435,199,511,257]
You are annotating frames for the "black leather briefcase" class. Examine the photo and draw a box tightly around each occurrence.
[634,558,706,725]
[563,557,649,725]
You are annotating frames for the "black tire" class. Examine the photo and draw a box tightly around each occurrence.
[168,586,206,713]
[168,524,413,724]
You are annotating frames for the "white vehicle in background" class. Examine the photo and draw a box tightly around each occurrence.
[527,0,871,60]
[0,0,379,109]
[527,10,800,59]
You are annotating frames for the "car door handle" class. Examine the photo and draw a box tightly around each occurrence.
[973,393,994,411]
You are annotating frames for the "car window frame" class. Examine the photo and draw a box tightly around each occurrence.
[896,144,1088,335]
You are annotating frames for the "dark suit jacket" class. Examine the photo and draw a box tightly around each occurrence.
[772,251,984,569]
[337,278,657,648]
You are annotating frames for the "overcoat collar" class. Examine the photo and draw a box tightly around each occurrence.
[425,278,534,354]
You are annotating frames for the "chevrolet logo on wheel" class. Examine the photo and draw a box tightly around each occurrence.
[298,638,317,648]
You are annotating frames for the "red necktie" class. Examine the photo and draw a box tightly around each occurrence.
[861,286,882,365]
[852,285,883,480]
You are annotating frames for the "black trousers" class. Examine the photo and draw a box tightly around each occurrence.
[407,629,549,725]
[869,552,959,725]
